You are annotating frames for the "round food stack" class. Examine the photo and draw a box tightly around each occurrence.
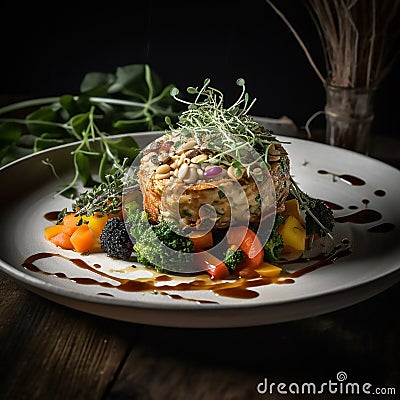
[138,129,291,231]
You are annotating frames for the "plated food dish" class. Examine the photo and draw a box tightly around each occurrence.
[40,80,336,282]
[0,80,399,327]
[0,130,399,327]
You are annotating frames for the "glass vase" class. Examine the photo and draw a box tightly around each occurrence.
[324,84,375,154]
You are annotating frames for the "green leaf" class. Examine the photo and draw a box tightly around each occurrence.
[107,64,163,98]
[80,72,115,96]
[60,94,77,116]
[164,116,172,128]
[0,144,32,166]
[40,132,68,139]
[106,136,141,161]
[186,87,197,94]
[232,160,243,168]
[113,118,150,131]
[60,94,91,116]
[70,112,89,136]
[17,134,36,148]
[34,137,67,152]
[0,145,10,163]
[26,107,65,135]
[107,64,146,96]
[0,122,21,145]
[75,152,92,187]
[59,186,79,200]
[170,87,180,96]
[74,95,92,111]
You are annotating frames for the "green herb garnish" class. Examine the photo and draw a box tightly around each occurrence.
[72,159,132,218]
[168,78,287,171]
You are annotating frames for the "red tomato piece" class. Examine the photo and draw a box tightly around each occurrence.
[194,251,230,280]
[226,226,264,269]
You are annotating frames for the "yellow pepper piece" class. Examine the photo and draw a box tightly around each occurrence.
[278,215,306,251]
[255,262,282,277]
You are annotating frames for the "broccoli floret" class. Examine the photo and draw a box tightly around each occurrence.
[304,198,334,237]
[100,217,134,260]
[274,213,286,227]
[264,214,285,262]
[127,209,194,273]
[127,209,149,241]
[132,233,159,268]
[264,230,284,262]
[153,222,195,253]
[223,248,245,272]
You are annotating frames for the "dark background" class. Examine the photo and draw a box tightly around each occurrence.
[0,0,399,137]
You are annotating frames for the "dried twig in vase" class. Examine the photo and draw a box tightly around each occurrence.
[266,0,400,89]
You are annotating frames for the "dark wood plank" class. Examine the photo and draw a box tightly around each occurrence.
[1,261,399,400]
[0,271,139,400]
[105,281,400,400]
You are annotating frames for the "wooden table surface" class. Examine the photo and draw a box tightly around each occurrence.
[1,128,399,400]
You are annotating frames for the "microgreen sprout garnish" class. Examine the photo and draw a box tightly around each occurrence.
[168,78,288,171]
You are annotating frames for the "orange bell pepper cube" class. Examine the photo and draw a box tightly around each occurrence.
[49,232,74,250]
[70,224,94,253]
[61,213,81,236]
[44,224,64,240]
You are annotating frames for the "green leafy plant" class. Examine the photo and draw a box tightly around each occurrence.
[0,64,184,198]
[0,64,183,167]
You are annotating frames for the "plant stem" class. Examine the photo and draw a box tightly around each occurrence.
[265,0,326,84]
[0,95,158,116]
[0,97,60,115]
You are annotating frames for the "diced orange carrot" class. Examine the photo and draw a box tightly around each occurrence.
[44,224,64,240]
[70,224,94,253]
[189,230,214,252]
[49,232,74,250]
[61,213,81,236]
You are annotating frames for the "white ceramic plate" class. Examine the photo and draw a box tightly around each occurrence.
[1,132,399,328]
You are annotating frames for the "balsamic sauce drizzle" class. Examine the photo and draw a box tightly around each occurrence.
[318,169,394,231]
[22,243,351,303]
[317,170,366,186]
[334,209,382,224]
